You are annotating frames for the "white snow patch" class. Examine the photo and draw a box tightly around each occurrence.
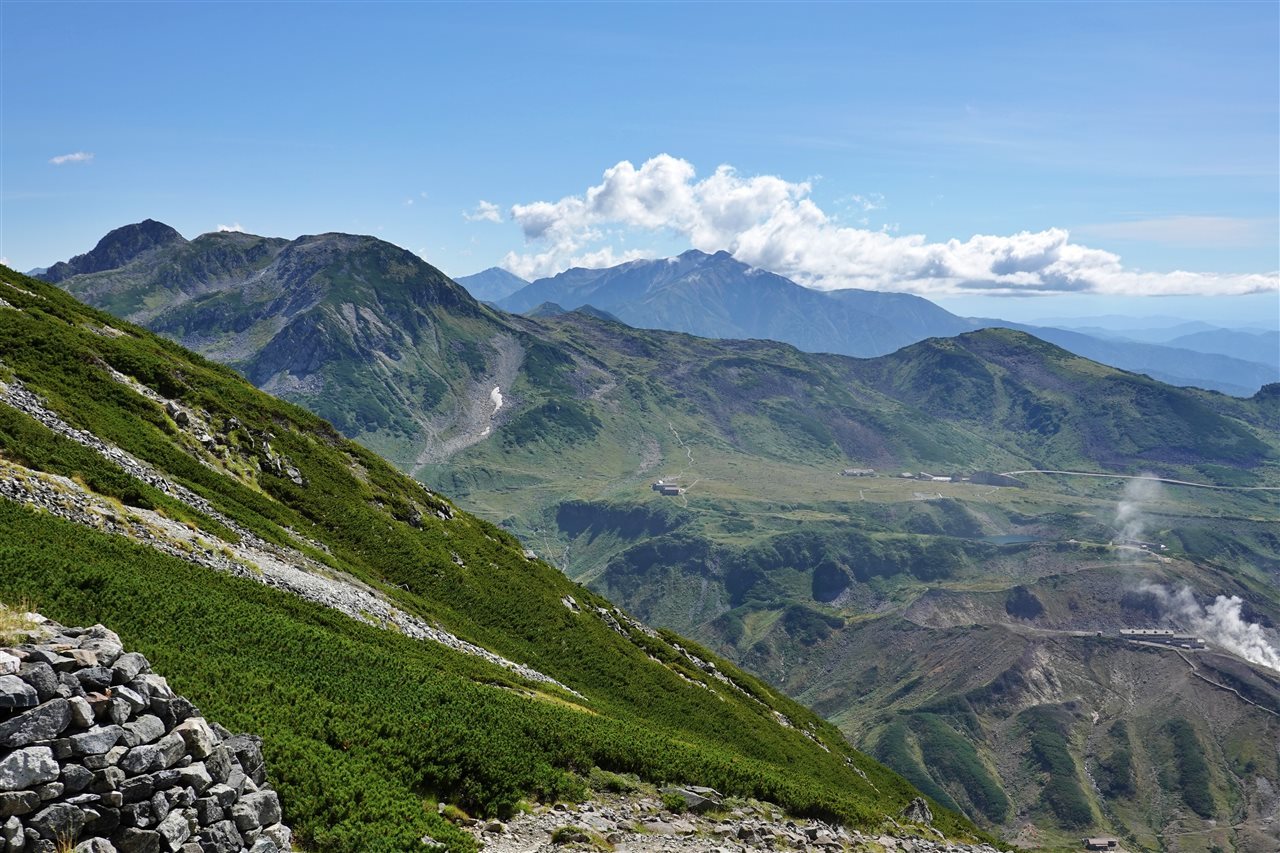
[490,386,504,413]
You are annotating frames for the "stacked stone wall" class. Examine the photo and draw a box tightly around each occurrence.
[0,616,290,853]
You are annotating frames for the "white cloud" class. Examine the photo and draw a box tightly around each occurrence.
[0,258,9,267]
[216,223,245,233]
[464,201,503,223]
[503,154,1279,296]
[49,151,94,165]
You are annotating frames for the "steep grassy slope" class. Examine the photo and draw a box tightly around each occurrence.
[0,267,982,851]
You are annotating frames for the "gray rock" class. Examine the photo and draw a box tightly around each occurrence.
[113,827,162,853]
[0,698,70,747]
[118,744,163,776]
[0,746,59,791]
[73,839,118,853]
[35,781,63,801]
[193,796,222,826]
[156,809,191,848]
[122,799,154,829]
[229,790,280,832]
[172,718,217,759]
[61,763,94,795]
[29,802,87,841]
[248,837,278,853]
[901,796,933,826]
[119,775,156,805]
[17,664,58,702]
[175,764,212,795]
[0,790,41,817]
[0,675,38,710]
[74,666,114,692]
[196,819,242,851]
[261,822,291,849]
[205,784,236,809]
[660,786,720,814]
[107,697,133,726]
[122,715,165,748]
[78,638,123,667]
[111,653,148,684]
[149,789,170,823]
[69,725,124,756]
[90,767,126,795]
[113,686,147,714]
[68,695,96,728]
[204,746,232,784]
[2,814,20,845]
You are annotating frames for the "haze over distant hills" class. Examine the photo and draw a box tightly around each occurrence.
[454,266,530,303]
[478,252,1278,396]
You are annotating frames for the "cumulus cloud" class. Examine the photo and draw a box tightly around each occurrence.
[464,201,503,223]
[216,223,245,233]
[501,154,1279,296]
[49,151,94,165]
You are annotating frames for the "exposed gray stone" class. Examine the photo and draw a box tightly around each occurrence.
[229,790,280,832]
[156,809,191,848]
[61,762,94,795]
[0,790,40,817]
[74,666,113,692]
[0,747,59,791]
[172,719,216,760]
[69,725,124,756]
[68,695,96,728]
[0,698,70,748]
[195,819,242,851]
[0,675,37,710]
[29,802,87,841]
[113,827,161,853]
[118,776,155,804]
[17,664,57,702]
[34,782,63,801]
[121,716,164,748]
[72,839,117,853]
[110,654,148,685]
[118,745,162,776]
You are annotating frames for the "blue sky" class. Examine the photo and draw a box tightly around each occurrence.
[3,1,1276,323]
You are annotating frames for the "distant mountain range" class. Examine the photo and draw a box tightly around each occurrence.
[32,221,1280,844]
[461,252,1276,396]
[454,266,530,303]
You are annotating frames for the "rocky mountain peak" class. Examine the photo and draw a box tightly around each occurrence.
[39,219,187,283]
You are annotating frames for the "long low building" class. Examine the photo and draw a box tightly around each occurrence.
[1120,629,1205,649]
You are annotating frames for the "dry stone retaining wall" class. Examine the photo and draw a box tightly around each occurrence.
[0,614,291,853]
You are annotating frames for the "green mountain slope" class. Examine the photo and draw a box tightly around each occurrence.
[0,266,984,851]
[36,224,1280,849]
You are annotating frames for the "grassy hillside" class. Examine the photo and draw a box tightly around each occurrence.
[0,266,985,851]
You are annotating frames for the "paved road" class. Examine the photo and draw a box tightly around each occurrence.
[1000,469,1280,492]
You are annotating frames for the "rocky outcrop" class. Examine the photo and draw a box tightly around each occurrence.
[0,614,290,853]
[39,221,186,284]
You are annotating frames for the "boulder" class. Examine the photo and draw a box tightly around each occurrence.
[0,699,70,748]
[0,747,59,792]
[0,675,38,710]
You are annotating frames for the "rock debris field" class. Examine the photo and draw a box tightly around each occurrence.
[465,790,1003,853]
